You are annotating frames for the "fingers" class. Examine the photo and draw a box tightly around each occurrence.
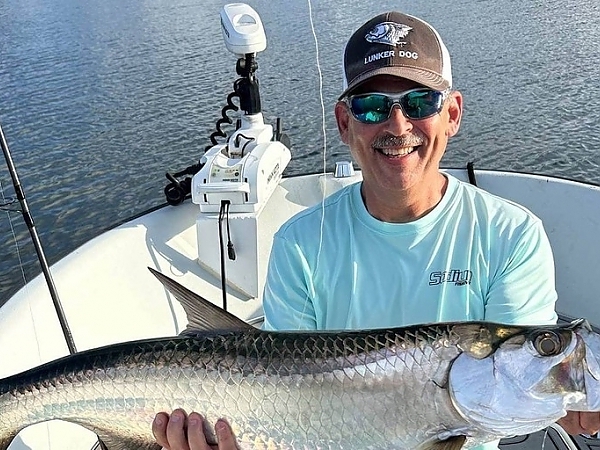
[187,412,214,450]
[152,412,170,449]
[152,410,238,450]
[166,409,191,450]
[153,409,195,450]
[579,411,600,436]
[186,414,238,450]
[558,411,600,436]
[214,419,238,450]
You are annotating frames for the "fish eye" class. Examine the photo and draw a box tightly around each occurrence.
[532,331,563,356]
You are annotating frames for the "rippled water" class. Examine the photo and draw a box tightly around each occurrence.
[1,0,600,304]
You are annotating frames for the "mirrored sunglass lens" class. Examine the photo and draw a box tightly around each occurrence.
[350,94,390,124]
[401,90,443,119]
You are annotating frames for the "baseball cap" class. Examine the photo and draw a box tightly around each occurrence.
[339,11,452,99]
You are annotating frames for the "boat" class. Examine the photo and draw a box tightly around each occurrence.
[1,4,599,450]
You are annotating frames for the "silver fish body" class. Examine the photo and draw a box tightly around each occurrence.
[1,319,600,450]
[0,326,473,450]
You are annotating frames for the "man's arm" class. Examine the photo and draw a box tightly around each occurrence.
[262,234,318,330]
[484,219,557,325]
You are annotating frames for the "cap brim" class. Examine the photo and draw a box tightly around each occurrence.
[338,66,451,100]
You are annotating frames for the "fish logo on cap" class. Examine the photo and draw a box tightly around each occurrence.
[365,22,412,47]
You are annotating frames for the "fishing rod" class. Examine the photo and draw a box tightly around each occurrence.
[0,122,77,355]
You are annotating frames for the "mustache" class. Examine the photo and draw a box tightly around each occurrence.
[372,133,424,148]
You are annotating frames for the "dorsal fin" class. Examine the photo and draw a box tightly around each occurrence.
[419,436,467,450]
[149,267,252,332]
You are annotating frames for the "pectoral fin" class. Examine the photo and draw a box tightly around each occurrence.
[96,434,161,450]
[419,435,467,450]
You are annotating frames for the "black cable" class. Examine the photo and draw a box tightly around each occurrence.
[207,91,240,150]
[225,202,236,260]
[234,133,255,157]
[218,200,230,311]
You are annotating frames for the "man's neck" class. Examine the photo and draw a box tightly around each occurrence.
[361,173,448,223]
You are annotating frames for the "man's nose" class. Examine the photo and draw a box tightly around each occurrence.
[385,105,413,135]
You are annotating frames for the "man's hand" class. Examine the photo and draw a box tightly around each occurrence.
[152,409,239,450]
[558,411,600,436]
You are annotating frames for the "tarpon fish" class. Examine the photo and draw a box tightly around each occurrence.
[1,268,599,450]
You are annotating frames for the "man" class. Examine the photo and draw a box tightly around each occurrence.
[153,11,600,450]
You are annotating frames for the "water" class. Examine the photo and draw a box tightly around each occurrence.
[1,0,599,305]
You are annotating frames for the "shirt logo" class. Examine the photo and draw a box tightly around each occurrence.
[365,22,412,47]
[429,269,473,286]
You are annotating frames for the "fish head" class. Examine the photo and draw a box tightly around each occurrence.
[448,321,600,439]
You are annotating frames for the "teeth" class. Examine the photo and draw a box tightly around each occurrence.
[380,147,414,157]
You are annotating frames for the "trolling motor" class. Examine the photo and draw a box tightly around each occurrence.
[192,3,291,213]
[163,4,290,207]
[187,4,291,302]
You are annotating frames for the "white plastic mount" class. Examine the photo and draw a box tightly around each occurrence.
[191,114,291,214]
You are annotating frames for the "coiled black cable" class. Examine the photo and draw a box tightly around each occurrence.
[206,91,240,151]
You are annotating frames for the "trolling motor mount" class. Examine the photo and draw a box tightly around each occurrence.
[235,54,261,116]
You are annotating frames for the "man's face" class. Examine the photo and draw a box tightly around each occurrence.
[335,75,463,196]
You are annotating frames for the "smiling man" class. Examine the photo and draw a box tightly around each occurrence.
[153,11,599,450]
[261,12,556,335]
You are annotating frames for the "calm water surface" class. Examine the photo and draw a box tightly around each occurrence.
[1,0,599,304]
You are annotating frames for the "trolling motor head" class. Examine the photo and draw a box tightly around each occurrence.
[220,3,266,116]
[163,3,274,206]
[214,3,278,159]
[220,3,266,57]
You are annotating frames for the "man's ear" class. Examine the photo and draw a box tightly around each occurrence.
[446,90,463,138]
[335,101,351,144]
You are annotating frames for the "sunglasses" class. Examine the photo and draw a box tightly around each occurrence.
[345,88,448,124]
